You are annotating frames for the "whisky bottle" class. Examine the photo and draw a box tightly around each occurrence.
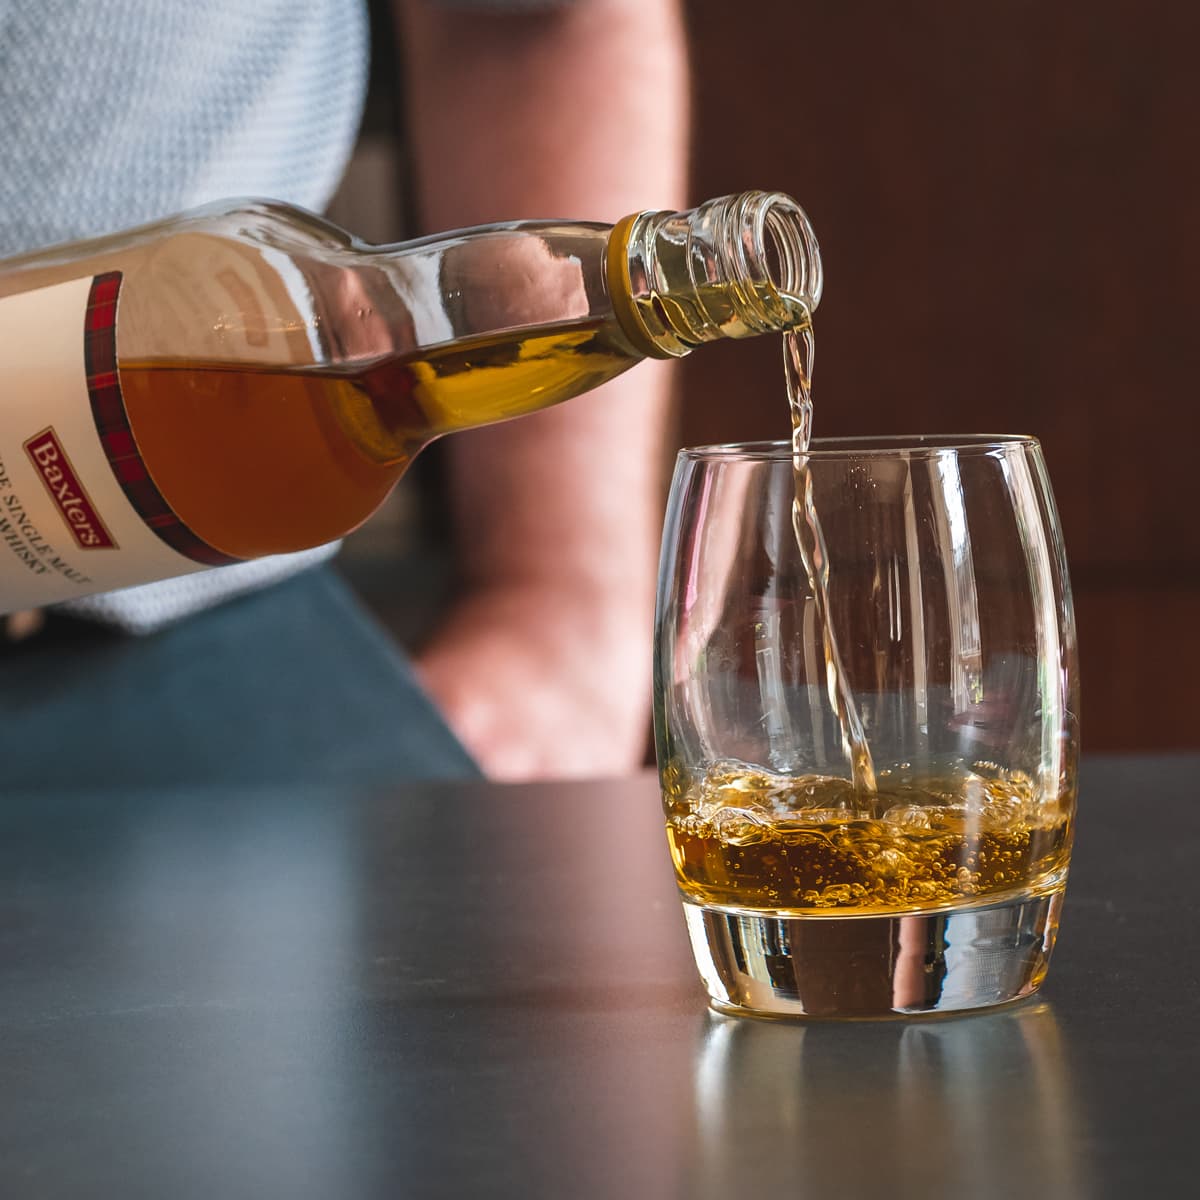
[0,191,821,613]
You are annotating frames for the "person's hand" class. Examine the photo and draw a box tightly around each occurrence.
[4,609,44,642]
[416,578,652,780]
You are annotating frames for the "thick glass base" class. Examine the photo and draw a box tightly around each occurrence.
[683,890,1064,1019]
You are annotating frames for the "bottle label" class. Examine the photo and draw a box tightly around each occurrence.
[0,274,230,612]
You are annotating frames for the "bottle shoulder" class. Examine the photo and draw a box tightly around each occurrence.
[0,199,627,372]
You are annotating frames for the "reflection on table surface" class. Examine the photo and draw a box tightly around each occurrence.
[689,1002,1089,1199]
[0,759,1197,1198]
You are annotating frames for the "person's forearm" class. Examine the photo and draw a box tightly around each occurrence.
[395,0,688,231]
[395,0,689,588]
[394,0,690,776]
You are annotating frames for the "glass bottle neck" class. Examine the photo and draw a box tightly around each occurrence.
[607,191,823,359]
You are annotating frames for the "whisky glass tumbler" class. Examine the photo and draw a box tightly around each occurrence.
[654,436,1079,1017]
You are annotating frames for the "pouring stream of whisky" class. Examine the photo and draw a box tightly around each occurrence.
[784,326,877,794]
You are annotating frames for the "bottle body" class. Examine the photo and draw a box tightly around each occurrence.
[0,193,820,613]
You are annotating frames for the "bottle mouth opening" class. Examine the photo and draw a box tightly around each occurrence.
[614,191,825,357]
[759,195,823,313]
[709,192,823,332]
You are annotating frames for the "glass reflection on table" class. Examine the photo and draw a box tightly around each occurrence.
[688,1001,1090,1199]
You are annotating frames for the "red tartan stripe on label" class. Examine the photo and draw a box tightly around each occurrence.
[84,272,241,568]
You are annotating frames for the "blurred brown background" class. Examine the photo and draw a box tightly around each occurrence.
[337,0,1199,753]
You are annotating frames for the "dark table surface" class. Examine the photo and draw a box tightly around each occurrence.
[2,755,1198,1199]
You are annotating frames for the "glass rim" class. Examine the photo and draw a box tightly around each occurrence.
[677,434,1040,461]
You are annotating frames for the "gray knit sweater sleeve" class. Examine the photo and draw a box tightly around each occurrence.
[0,0,367,632]
[0,0,368,258]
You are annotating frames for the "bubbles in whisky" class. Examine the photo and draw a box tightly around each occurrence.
[665,762,1074,914]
